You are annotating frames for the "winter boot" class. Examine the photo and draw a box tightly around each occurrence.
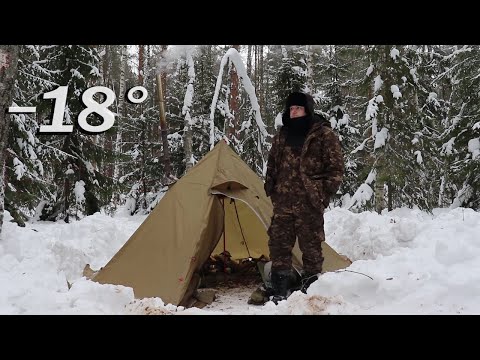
[271,270,292,304]
[300,272,319,293]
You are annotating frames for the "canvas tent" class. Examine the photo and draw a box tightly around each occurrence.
[93,140,351,306]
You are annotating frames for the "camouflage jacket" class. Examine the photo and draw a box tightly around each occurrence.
[264,116,344,209]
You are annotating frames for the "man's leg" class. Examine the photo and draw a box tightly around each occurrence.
[268,206,296,303]
[295,205,325,292]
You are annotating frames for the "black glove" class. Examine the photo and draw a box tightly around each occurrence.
[264,181,273,197]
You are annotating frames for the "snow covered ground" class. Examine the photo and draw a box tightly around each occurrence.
[1,206,479,315]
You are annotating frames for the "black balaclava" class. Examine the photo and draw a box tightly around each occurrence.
[282,92,314,147]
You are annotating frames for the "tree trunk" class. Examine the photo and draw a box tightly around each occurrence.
[258,45,265,120]
[0,45,19,237]
[247,45,252,78]
[374,179,385,214]
[148,46,160,159]
[95,45,105,155]
[102,45,110,86]
[138,45,144,86]
[184,47,195,172]
[113,45,126,185]
[63,175,70,223]
[138,45,148,208]
[254,46,259,97]
[264,46,272,133]
[102,45,113,179]
[157,45,172,184]
[387,180,393,211]
[228,45,240,140]
[306,45,313,92]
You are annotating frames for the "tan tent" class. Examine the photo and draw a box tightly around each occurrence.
[93,140,351,306]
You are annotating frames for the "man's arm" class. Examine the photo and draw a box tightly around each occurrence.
[321,129,344,196]
[264,135,278,197]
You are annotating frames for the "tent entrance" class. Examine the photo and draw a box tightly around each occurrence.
[212,195,270,261]
[191,195,269,308]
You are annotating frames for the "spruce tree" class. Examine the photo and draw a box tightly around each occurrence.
[6,45,53,225]
[38,45,112,222]
[440,45,480,209]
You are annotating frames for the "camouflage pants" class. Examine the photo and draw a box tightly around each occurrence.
[268,197,325,274]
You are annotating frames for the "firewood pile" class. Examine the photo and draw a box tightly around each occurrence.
[199,253,268,288]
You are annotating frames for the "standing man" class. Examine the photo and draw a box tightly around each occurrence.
[264,91,344,303]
